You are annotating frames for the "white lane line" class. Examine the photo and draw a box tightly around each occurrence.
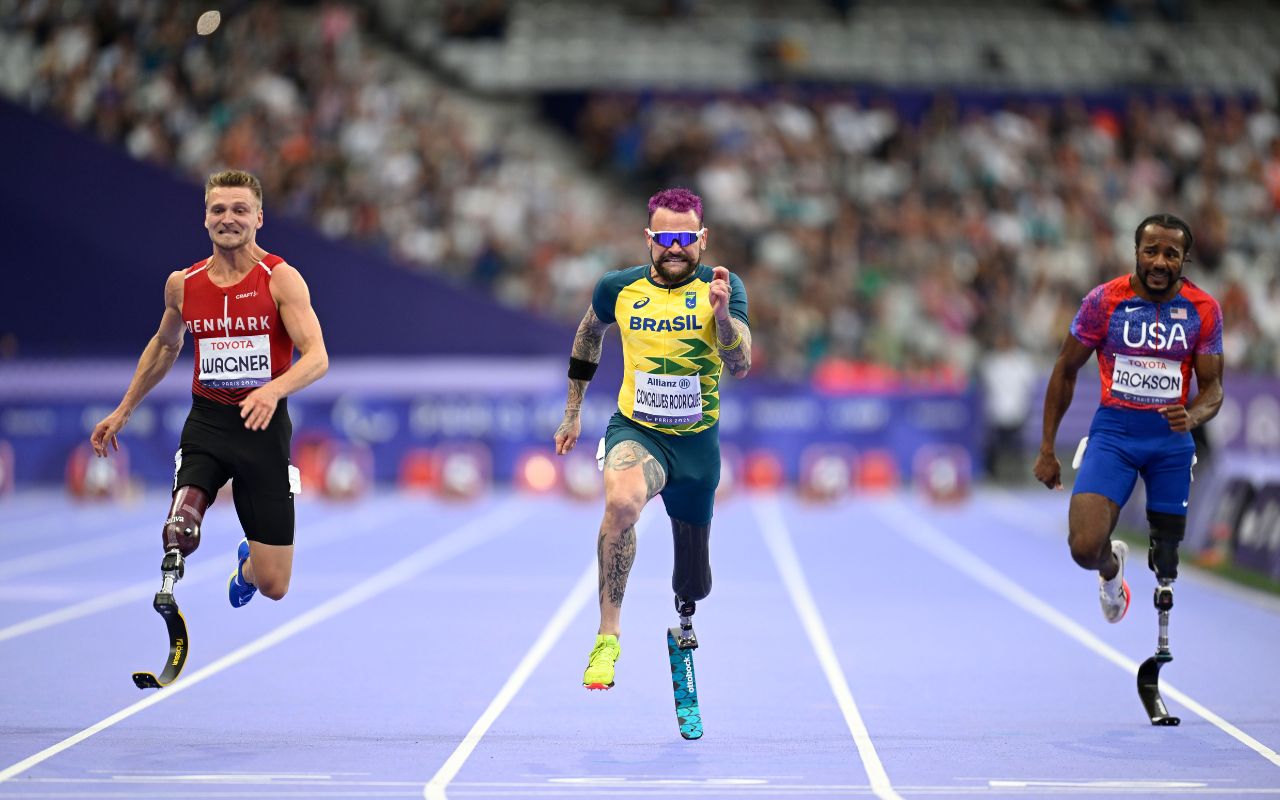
[875,498,1280,770]
[0,525,151,581]
[12,777,1280,795]
[989,779,1208,788]
[753,496,904,800]
[0,577,173,644]
[0,500,532,784]
[988,488,1280,616]
[423,508,657,800]
[0,500,397,644]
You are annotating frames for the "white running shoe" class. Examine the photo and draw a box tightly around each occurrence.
[1098,539,1130,624]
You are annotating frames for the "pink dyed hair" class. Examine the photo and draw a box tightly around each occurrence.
[647,187,703,225]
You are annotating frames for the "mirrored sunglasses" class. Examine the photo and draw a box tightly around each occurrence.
[646,228,706,248]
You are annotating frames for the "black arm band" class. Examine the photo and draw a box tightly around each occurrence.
[568,357,598,381]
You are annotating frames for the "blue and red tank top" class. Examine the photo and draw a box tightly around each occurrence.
[181,254,295,405]
[1070,275,1222,410]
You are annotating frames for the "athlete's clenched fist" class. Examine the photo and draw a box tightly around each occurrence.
[709,266,731,322]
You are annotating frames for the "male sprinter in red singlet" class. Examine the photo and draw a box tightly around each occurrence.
[91,169,328,608]
[1036,213,1222,623]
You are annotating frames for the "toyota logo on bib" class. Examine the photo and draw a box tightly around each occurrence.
[679,378,691,390]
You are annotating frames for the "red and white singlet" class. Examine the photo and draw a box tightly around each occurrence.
[182,254,295,405]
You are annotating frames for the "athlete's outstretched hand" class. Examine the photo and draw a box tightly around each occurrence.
[90,410,129,457]
[240,385,281,431]
[554,411,581,455]
[1033,449,1062,490]
[1158,404,1191,433]
[709,266,731,322]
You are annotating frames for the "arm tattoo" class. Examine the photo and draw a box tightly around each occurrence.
[598,524,637,608]
[571,306,609,364]
[717,318,752,378]
[563,378,589,415]
[563,306,611,419]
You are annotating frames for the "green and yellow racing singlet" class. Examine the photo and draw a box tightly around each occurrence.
[592,264,749,435]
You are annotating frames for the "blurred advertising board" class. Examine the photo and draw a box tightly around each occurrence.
[0,359,978,487]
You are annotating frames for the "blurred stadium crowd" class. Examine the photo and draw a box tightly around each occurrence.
[3,0,1279,382]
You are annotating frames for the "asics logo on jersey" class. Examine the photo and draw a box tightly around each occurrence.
[633,297,651,309]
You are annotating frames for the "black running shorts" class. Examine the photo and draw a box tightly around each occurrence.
[173,395,297,546]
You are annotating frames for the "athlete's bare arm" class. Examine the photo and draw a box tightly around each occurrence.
[708,266,751,378]
[717,318,752,378]
[1034,332,1094,489]
[555,306,611,455]
[1161,352,1224,434]
[90,272,187,457]
[240,263,329,431]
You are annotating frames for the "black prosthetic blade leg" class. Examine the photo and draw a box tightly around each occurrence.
[132,550,189,689]
[1137,583,1179,726]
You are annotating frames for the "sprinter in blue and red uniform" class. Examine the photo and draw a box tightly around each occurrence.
[1035,213,1223,623]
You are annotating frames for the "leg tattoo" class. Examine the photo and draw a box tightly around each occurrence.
[603,441,667,499]
[598,524,637,608]
[642,458,666,500]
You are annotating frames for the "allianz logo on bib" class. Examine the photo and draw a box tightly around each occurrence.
[1122,320,1188,351]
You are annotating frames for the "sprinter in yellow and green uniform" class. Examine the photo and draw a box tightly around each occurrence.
[553,187,752,692]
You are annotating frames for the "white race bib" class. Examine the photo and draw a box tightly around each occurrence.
[198,335,272,388]
[632,371,702,425]
[1110,354,1182,405]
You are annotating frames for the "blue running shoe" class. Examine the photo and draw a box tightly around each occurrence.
[228,538,257,608]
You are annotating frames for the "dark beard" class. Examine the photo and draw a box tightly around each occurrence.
[1139,266,1176,295]
[652,254,697,285]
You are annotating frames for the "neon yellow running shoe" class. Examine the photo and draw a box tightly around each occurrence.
[582,634,621,690]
